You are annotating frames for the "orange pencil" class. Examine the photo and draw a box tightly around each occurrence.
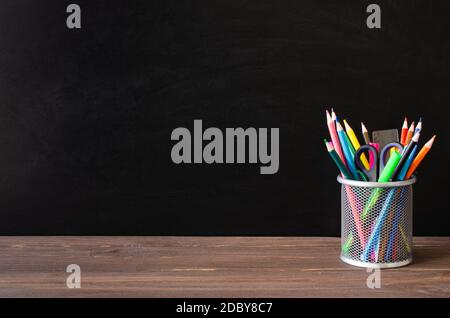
[400,117,408,145]
[405,121,415,145]
[405,135,436,179]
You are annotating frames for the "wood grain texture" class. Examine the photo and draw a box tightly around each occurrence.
[0,236,449,298]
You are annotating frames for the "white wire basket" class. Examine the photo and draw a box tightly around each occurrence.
[337,175,416,268]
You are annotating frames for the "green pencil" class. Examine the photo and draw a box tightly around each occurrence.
[343,130,356,156]
[342,232,354,254]
[324,139,352,179]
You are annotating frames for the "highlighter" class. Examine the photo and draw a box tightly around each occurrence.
[378,149,402,182]
[361,150,402,219]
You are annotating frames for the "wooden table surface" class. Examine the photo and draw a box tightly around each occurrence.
[0,237,449,298]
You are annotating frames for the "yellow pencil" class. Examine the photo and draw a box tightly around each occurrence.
[344,119,370,170]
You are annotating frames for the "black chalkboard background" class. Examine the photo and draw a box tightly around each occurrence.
[0,1,448,235]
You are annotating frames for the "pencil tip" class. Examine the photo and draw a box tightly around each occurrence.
[343,119,351,131]
[324,139,332,151]
[402,118,408,128]
[326,110,332,122]
[426,135,436,147]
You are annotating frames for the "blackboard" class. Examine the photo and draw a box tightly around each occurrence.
[0,0,449,235]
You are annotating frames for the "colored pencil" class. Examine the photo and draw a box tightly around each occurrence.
[342,232,353,255]
[361,122,371,144]
[382,135,421,258]
[399,225,411,253]
[392,132,420,180]
[326,110,346,167]
[345,186,367,248]
[324,139,352,179]
[343,131,355,155]
[396,145,418,181]
[325,113,367,248]
[400,117,408,146]
[344,119,370,170]
[324,133,366,248]
[379,205,394,262]
[361,187,396,261]
[385,188,405,261]
[405,135,436,179]
[336,121,359,180]
[405,121,415,145]
[414,117,422,135]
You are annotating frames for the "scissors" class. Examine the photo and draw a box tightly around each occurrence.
[379,142,403,171]
[354,142,403,181]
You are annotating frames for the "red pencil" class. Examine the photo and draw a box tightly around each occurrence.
[400,117,408,146]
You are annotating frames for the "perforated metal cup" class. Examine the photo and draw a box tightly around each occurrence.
[337,175,416,269]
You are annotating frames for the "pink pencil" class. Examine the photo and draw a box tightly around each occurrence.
[326,110,347,168]
[368,142,379,167]
[325,110,365,248]
[346,185,367,248]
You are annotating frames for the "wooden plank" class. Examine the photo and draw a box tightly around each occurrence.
[0,237,448,297]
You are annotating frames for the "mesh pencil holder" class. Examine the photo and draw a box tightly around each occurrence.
[337,175,416,269]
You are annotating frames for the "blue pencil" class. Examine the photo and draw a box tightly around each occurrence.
[384,188,405,261]
[361,188,396,262]
[382,145,418,260]
[396,145,418,181]
[336,121,359,180]
[367,151,416,262]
